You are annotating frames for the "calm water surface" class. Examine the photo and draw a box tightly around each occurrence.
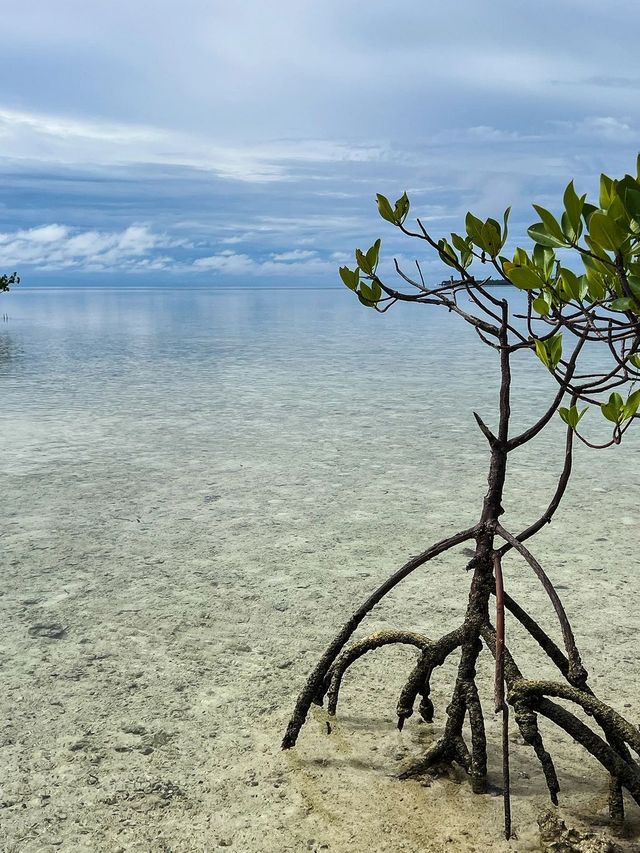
[3,287,640,852]
[2,285,638,593]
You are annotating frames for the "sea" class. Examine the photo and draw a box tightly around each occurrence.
[2,285,640,849]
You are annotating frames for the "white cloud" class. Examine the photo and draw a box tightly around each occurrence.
[15,224,69,244]
[220,233,253,245]
[191,249,334,277]
[0,223,338,276]
[0,106,391,184]
[572,116,635,141]
[0,223,182,271]
[271,249,317,261]
[192,251,255,274]
[440,126,536,144]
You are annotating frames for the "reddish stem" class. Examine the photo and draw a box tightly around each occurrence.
[494,551,506,713]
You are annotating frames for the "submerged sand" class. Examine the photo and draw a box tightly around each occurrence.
[4,422,640,852]
[2,289,640,851]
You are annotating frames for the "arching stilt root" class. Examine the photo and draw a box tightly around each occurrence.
[282,534,640,841]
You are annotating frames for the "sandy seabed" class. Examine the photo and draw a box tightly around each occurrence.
[2,289,640,852]
[4,411,640,853]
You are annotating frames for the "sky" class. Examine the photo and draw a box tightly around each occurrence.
[1,0,640,286]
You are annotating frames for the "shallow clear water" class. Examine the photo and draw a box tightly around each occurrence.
[2,285,638,513]
[3,284,639,657]
[2,286,640,850]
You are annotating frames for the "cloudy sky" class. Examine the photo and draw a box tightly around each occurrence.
[1,0,640,285]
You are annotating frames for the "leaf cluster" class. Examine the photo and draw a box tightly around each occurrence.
[339,239,382,307]
[337,161,640,444]
[0,272,19,293]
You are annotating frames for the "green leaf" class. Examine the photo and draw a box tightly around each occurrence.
[394,192,410,224]
[547,333,563,369]
[559,267,586,301]
[357,292,375,308]
[623,389,640,420]
[465,212,486,247]
[339,266,359,291]
[610,297,635,311]
[532,293,551,316]
[508,266,545,291]
[588,211,627,251]
[481,221,501,255]
[370,280,382,301]
[451,232,468,253]
[513,247,530,266]
[584,235,613,262]
[527,223,568,249]
[608,193,627,225]
[559,405,588,430]
[532,204,567,243]
[558,407,572,427]
[502,207,511,247]
[582,202,598,225]
[586,276,607,302]
[582,252,611,275]
[451,232,473,268]
[437,239,459,269]
[376,194,397,224]
[563,181,584,237]
[532,335,563,372]
[358,282,376,306]
[578,274,589,299]
[561,211,574,242]
[601,392,624,423]
[365,239,381,273]
[626,275,640,300]
[630,354,640,369]
[355,248,371,274]
[621,186,640,220]
[533,338,551,369]
[599,174,615,210]
[583,261,610,301]
[532,243,555,278]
